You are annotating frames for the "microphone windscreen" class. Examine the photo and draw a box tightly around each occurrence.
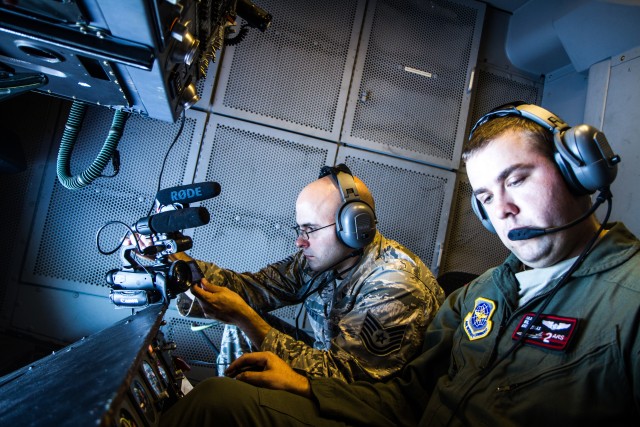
[508,228,546,241]
[147,207,210,234]
[156,182,221,206]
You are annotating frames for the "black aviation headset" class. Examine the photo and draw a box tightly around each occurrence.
[468,102,620,236]
[318,164,377,249]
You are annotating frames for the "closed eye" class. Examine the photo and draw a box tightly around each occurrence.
[507,176,525,187]
[478,194,493,205]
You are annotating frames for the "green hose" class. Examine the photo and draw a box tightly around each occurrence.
[56,101,130,189]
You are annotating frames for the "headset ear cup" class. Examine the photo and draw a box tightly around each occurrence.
[552,149,588,195]
[336,201,377,249]
[553,131,591,195]
[556,125,618,194]
[470,194,496,234]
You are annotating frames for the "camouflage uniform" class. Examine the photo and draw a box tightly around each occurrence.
[175,232,444,382]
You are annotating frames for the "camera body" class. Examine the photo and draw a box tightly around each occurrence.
[106,216,204,308]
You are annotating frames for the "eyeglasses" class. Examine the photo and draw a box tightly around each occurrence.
[292,223,336,240]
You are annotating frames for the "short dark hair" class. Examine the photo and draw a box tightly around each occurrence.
[462,116,554,164]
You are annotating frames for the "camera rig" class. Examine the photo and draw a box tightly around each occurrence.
[104,182,219,307]
[106,207,207,308]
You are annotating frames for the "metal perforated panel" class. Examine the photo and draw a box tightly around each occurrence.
[468,64,543,132]
[212,0,365,140]
[342,0,485,168]
[165,305,309,382]
[162,311,225,371]
[189,115,338,273]
[438,64,542,275]
[336,147,455,274]
[440,174,510,276]
[163,308,311,382]
[23,107,206,297]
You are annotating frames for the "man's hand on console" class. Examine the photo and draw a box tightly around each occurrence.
[225,351,312,398]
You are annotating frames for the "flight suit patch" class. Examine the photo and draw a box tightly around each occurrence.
[464,297,496,340]
[512,313,578,351]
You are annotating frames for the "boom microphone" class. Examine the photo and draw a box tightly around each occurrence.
[507,189,609,241]
[156,182,221,206]
[508,225,575,241]
[135,207,210,235]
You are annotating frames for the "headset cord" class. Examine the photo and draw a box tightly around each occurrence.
[293,249,363,340]
[445,196,612,426]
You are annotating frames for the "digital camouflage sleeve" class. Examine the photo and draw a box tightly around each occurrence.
[175,232,445,382]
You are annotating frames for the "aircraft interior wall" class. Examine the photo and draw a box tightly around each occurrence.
[0,0,638,415]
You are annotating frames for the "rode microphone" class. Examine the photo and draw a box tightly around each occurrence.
[156,182,221,206]
[135,207,210,235]
[507,189,609,241]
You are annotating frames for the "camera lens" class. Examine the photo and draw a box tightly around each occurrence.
[167,260,193,294]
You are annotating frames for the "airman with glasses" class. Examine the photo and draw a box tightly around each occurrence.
[162,165,444,384]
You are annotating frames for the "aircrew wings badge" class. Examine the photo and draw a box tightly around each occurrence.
[464,297,496,340]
